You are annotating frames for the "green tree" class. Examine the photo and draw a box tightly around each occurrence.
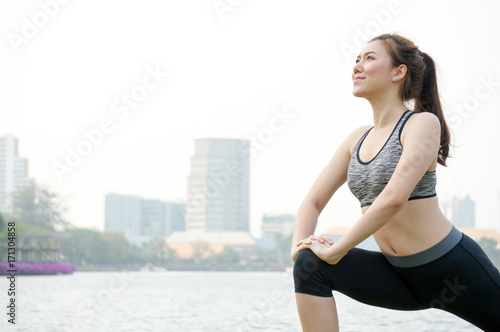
[0,213,5,233]
[11,182,70,231]
[0,213,7,234]
[211,247,238,265]
[144,235,171,264]
[275,232,294,265]
[191,240,212,265]
[60,227,145,266]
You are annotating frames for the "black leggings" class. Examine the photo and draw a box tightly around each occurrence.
[293,233,500,331]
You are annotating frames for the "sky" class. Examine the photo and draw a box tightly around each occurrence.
[1,0,500,237]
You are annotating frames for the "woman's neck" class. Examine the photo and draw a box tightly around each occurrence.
[368,95,407,131]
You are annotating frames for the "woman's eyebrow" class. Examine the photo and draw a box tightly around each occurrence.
[356,51,377,59]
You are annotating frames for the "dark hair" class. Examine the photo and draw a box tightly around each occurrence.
[369,33,451,166]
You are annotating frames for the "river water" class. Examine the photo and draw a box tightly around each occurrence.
[0,271,481,331]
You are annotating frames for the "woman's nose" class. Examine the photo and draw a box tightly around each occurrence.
[353,62,362,74]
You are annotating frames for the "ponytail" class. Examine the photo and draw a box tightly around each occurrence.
[369,34,451,166]
[415,52,450,166]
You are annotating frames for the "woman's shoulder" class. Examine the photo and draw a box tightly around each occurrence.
[349,124,373,142]
[351,124,373,136]
[401,111,441,145]
[408,110,440,124]
[344,125,373,155]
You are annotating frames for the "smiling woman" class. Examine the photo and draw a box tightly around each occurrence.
[290,33,500,332]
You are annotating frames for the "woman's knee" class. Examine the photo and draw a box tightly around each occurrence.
[294,249,321,276]
[293,249,333,297]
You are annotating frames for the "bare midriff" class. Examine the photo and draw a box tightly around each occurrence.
[363,196,454,256]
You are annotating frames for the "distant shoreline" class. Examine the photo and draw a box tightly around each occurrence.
[74,264,292,272]
[165,266,290,272]
[0,262,76,275]
[0,261,293,274]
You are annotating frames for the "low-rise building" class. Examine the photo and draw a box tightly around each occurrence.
[166,231,257,259]
[261,213,295,239]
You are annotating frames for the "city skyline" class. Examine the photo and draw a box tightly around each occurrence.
[1,1,499,236]
[2,133,497,237]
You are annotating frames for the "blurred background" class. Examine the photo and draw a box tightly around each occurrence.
[0,1,499,331]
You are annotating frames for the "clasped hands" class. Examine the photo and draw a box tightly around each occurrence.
[291,235,346,265]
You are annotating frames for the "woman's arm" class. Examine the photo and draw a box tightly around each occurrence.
[310,112,442,264]
[291,125,371,260]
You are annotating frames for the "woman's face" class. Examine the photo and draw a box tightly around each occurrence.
[352,40,397,99]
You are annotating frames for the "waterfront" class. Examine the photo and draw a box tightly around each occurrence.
[0,271,481,331]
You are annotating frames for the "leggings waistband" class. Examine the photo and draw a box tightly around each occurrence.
[382,226,463,268]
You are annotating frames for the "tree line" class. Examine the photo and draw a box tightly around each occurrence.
[0,182,499,269]
[0,182,293,269]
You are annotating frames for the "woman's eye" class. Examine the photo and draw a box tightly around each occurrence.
[355,56,373,63]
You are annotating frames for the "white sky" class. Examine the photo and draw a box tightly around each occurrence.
[1,0,499,236]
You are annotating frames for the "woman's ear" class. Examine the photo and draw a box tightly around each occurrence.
[393,64,407,81]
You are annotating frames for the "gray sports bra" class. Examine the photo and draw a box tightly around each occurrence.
[347,110,437,208]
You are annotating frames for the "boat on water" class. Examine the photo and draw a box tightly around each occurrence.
[139,263,167,272]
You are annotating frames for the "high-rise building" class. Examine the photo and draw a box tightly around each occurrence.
[186,138,250,232]
[141,199,167,236]
[451,194,475,228]
[105,193,185,245]
[0,134,32,214]
[105,193,141,236]
[169,201,186,234]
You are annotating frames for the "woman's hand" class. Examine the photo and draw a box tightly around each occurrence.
[303,241,346,265]
[291,235,334,262]
[296,234,333,247]
[296,238,347,265]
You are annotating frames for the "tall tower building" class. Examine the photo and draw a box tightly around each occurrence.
[0,134,32,214]
[452,194,475,228]
[186,138,250,232]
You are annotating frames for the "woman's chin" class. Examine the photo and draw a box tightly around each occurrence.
[352,89,365,98]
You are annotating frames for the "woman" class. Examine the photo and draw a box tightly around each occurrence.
[291,33,500,331]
